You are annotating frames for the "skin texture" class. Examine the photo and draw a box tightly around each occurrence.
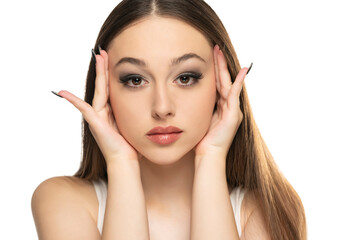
[31,16,270,240]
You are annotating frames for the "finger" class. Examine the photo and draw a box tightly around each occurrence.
[228,67,248,109]
[99,47,110,98]
[236,63,253,95]
[92,52,108,112]
[213,45,221,93]
[58,90,98,126]
[99,46,109,72]
[218,49,232,98]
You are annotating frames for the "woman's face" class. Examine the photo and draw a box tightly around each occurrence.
[107,16,217,164]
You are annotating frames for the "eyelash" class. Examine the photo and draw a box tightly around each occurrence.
[119,72,203,89]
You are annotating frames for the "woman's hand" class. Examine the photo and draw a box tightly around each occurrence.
[194,45,251,161]
[54,49,139,165]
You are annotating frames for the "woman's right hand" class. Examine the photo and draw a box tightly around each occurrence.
[55,48,139,166]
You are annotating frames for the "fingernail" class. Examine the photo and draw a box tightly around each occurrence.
[246,62,253,75]
[91,48,96,64]
[98,44,102,54]
[51,91,63,98]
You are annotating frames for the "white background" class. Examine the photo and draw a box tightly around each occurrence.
[0,0,359,239]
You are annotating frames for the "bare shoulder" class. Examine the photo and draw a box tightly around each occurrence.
[240,189,271,240]
[31,176,99,240]
[31,176,97,210]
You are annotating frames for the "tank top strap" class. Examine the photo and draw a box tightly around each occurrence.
[230,185,248,237]
[92,179,107,235]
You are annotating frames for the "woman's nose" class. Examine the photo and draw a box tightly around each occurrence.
[151,84,175,120]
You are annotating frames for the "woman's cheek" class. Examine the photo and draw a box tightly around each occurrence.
[191,90,216,135]
[110,96,141,137]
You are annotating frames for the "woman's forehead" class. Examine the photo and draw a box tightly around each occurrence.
[107,16,213,64]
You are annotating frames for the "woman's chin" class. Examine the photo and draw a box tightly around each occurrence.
[138,149,195,166]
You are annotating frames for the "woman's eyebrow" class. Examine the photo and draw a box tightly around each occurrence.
[115,53,206,68]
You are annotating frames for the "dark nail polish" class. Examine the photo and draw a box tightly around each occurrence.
[51,91,63,98]
[98,44,102,54]
[92,49,96,64]
[246,62,253,75]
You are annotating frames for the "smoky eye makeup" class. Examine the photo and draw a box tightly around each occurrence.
[118,71,204,89]
[174,71,203,87]
[119,74,148,88]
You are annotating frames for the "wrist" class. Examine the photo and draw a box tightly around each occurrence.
[106,158,140,175]
[195,150,227,163]
[194,153,227,172]
[195,146,228,160]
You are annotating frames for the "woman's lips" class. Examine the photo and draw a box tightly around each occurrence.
[146,126,183,145]
[146,132,182,145]
[146,126,182,135]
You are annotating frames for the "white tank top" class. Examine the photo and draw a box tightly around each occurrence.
[92,179,247,237]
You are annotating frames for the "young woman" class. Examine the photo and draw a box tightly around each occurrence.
[31,0,306,239]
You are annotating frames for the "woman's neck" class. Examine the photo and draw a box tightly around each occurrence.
[139,150,195,215]
[138,150,233,217]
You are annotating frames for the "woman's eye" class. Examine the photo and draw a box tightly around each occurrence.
[119,75,148,88]
[119,72,203,88]
[175,72,203,87]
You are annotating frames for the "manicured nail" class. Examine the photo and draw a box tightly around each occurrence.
[51,91,63,98]
[98,44,102,54]
[246,62,253,75]
[91,48,96,64]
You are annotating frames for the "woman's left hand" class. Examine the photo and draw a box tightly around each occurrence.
[194,45,251,162]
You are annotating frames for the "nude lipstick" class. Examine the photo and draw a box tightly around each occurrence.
[146,126,183,145]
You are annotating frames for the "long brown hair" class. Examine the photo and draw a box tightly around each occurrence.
[74,0,307,239]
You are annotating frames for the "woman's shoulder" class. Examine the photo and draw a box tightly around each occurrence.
[32,176,96,204]
[31,176,99,239]
[35,175,92,188]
